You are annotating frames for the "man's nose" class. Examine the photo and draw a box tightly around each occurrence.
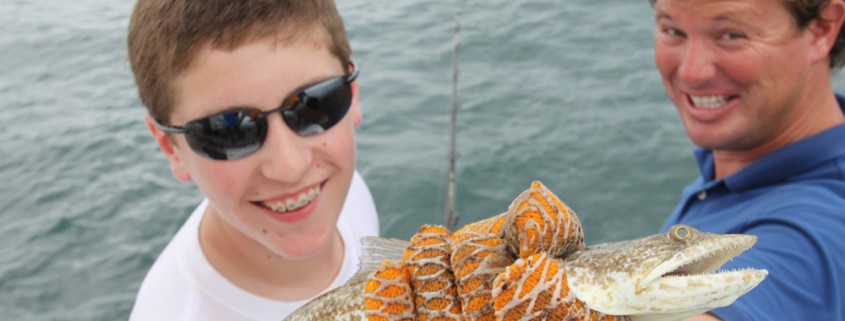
[677,39,718,86]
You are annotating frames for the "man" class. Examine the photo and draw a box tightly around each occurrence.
[650,0,845,320]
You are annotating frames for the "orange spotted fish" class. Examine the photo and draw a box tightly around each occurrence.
[283,181,767,321]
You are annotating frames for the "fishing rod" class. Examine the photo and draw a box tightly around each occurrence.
[445,12,460,230]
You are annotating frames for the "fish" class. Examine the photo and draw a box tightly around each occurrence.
[282,181,767,321]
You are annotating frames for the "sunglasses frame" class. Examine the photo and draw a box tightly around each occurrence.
[153,62,359,160]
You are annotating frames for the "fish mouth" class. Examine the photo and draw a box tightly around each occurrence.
[645,233,757,284]
[564,227,769,318]
[636,233,769,315]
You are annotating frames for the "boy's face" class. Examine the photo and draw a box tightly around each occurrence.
[147,38,361,259]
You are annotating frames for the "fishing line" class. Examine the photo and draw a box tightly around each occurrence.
[445,11,460,230]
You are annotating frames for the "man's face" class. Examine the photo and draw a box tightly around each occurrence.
[155,38,360,259]
[653,0,818,152]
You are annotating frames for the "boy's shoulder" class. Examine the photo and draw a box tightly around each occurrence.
[129,201,205,320]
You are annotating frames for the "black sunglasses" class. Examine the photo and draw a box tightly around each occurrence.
[155,63,359,160]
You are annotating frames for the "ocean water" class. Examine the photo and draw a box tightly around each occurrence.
[2,1,844,320]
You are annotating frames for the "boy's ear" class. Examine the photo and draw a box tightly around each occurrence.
[145,114,192,182]
[349,80,362,127]
[808,0,845,63]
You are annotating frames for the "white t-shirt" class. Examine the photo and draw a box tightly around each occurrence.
[129,171,379,321]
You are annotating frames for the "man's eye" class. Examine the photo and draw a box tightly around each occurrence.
[665,27,684,37]
[722,32,744,40]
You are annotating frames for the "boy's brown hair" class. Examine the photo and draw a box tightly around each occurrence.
[127,0,353,123]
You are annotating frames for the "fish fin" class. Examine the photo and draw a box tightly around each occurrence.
[351,236,410,282]
[474,267,507,275]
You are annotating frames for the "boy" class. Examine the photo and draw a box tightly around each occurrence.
[126,1,379,320]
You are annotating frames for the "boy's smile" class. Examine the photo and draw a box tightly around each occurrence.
[259,183,321,215]
[256,182,324,225]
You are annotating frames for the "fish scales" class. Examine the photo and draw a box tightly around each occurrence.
[494,252,628,321]
[365,260,415,321]
[450,230,511,321]
[403,225,462,321]
[283,181,767,321]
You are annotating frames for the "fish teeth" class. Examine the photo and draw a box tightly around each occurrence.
[690,95,728,109]
[262,185,321,213]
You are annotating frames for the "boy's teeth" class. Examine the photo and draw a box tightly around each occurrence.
[269,203,287,212]
[690,95,728,109]
[262,185,321,213]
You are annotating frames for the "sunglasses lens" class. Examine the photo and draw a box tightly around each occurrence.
[169,71,355,161]
[184,110,268,160]
[283,76,352,136]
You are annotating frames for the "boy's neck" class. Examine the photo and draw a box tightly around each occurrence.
[198,206,345,301]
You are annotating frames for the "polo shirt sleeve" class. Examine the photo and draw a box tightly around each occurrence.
[710,202,844,321]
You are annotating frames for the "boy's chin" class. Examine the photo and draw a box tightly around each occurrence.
[261,227,339,260]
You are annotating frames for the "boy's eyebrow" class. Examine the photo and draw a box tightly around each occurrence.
[278,70,346,101]
[187,105,260,121]
[219,105,260,113]
[197,70,347,118]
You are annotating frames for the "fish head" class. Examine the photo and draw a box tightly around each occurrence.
[563,224,768,321]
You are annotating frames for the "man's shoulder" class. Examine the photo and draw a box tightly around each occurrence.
[748,177,845,214]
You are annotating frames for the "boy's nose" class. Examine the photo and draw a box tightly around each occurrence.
[258,114,310,182]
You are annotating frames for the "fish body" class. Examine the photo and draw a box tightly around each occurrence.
[283,182,767,321]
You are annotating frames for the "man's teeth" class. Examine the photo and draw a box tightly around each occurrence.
[263,186,320,213]
[690,95,728,109]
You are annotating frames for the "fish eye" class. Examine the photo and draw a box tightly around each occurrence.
[672,225,690,239]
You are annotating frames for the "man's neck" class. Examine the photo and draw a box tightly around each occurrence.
[712,88,845,179]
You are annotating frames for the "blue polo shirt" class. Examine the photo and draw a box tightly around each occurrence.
[661,97,845,321]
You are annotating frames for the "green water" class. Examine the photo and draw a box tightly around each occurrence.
[3,0,845,320]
